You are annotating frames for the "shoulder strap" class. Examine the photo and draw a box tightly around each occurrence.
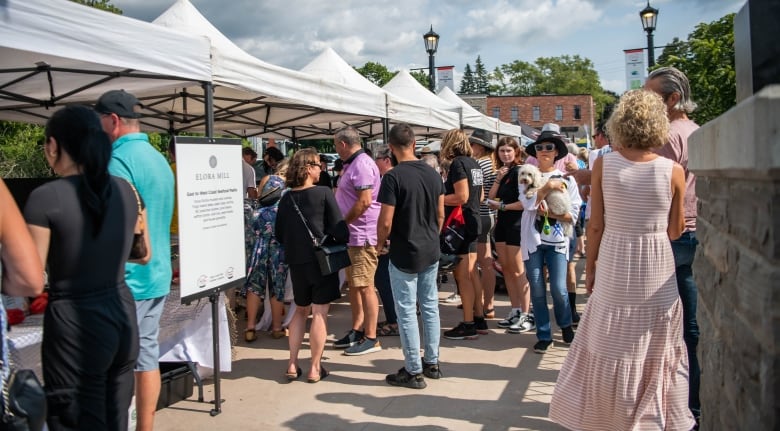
[289,195,318,246]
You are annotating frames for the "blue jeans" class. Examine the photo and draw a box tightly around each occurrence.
[389,261,440,374]
[375,254,396,324]
[671,231,700,417]
[525,245,572,341]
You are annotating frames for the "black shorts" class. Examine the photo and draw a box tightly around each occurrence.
[494,213,522,247]
[289,261,341,306]
[477,214,495,243]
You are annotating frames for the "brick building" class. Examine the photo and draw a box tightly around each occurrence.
[472,94,595,141]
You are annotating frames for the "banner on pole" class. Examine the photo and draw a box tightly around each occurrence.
[624,49,645,90]
[437,66,454,92]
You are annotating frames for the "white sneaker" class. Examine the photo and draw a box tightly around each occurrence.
[497,309,522,328]
[507,313,535,333]
[443,293,461,303]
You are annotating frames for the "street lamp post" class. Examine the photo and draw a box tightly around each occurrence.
[639,1,659,69]
[423,25,440,92]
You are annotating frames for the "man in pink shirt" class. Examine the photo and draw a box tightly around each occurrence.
[332,126,383,356]
[645,66,701,426]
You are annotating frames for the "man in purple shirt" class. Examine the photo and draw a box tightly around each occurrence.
[332,126,383,356]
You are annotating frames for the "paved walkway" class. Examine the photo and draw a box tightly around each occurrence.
[155,257,586,430]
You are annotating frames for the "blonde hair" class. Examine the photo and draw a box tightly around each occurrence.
[274,158,289,179]
[439,129,472,161]
[606,90,669,150]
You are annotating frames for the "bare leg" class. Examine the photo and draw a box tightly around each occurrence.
[245,291,262,329]
[134,370,160,431]
[287,305,310,375]
[348,281,364,332]
[308,303,330,380]
[357,285,379,339]
[455,252,480,322]
[270,296,285,331]
[477,240,496,314]
[496,242,521,308]
[567,262,577,293]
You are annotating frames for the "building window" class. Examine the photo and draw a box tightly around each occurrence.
[573,105,581,120]
[511,106,519,122]
[555,105,563,121]
[532,106,540,121]
[492,107,500,118]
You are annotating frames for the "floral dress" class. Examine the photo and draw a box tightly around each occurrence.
[243,175,289,300]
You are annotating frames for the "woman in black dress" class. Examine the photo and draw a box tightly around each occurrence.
[275,148,348,383]
[24,105,148,430]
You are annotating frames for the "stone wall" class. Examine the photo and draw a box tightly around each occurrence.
[689,85,779,430]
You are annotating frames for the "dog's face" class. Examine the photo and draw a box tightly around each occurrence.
[518,164,542,188]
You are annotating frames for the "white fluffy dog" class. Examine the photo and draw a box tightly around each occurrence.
[517,164,573,237]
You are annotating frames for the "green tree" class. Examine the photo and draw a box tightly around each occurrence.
[474,56,490,94]
[354,62,397,87]
[494,56,615,122]
[69,0,123,14]
[488,66,509,95]
[655,13,735,125]
[459,63,475,94]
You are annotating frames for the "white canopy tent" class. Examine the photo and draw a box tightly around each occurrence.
[152,0,389,139]
[382,70,465,133]
[300,48,459,137]
[0,0,212,127]
[436,87,501,135]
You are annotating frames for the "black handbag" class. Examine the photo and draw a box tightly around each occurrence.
[127,182,147,260]
[1,368,47,431]
[257,186,283,207]
[290,197,351,275]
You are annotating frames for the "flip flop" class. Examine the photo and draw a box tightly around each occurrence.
[285,366,302,381]
[307,367,329,383]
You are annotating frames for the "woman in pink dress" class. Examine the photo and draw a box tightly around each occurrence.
[549,90,694,430]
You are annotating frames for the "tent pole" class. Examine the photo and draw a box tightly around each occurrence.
[203,82,214,138]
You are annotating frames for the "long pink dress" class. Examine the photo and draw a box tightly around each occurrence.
[549,152,695,430]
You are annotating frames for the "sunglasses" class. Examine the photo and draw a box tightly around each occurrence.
[534,143,556,152]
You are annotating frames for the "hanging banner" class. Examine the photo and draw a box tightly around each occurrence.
[624,49,645,90]
[437,66,454,92]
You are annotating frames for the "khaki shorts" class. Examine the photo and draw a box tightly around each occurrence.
[345,244,379,287]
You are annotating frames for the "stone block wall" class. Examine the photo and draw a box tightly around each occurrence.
[689,85,779,430]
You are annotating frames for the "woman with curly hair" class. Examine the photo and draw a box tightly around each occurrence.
[549,90,692,430]
[275,148,348,383]
[438,129,485,340]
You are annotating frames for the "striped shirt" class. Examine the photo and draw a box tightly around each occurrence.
[476,157,496,217]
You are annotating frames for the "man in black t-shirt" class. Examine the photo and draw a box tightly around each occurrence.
[377,123,444,389]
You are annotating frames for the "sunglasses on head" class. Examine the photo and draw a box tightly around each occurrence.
[534,143,556,152]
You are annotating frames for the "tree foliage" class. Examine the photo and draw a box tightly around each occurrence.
[354,62,396,87]
[474,56,490,95]
[489,55,616,122]
[655,13,735,125]
[460,63,475,94]
[69,0,122,14]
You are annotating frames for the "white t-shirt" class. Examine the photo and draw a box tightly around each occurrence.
[518,169,582,261]
[242,160,256,197]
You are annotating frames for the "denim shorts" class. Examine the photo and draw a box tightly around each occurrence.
[135,296,166,371]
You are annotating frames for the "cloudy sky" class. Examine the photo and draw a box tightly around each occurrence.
[111,0,743,94]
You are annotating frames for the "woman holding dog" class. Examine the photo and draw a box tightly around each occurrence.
[549,90,692,430]
[487,137,534,334]
[439,129,485,340]
[518,126,581,354]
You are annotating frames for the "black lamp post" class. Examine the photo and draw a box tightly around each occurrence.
[423,25,440,91]
[639,1,659,69]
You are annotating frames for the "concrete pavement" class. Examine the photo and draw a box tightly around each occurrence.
[154,257,586,430]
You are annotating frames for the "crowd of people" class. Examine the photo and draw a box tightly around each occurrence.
[0,65,703,430]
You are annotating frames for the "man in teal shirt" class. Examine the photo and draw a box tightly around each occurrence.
[97,90,173,431]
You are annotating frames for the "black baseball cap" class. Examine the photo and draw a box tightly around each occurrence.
[94,90,143,118]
